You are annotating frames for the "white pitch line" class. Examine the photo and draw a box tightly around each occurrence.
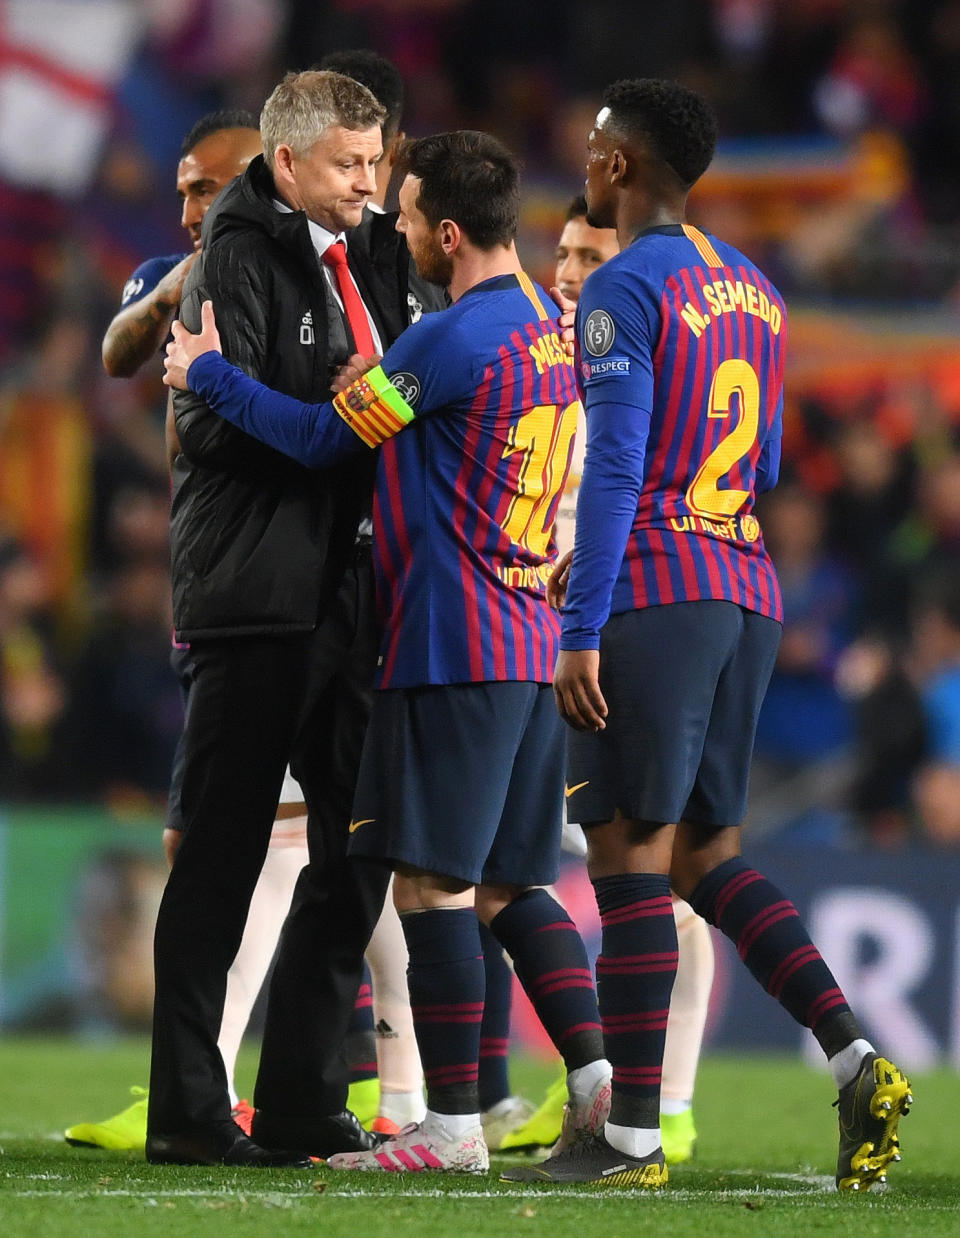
[5,1174,837,1203]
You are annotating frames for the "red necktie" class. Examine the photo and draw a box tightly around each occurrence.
[322,240,377,356]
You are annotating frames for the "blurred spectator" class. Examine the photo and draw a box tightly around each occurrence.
[68,557,181,806]
[912,764,960,847]
[0,536,72,797]
[68,848,166,1033]
[835,634,926,847]
[909,570,960,848]
[826,417,916,626]
[875,448,960,635]
[753,483,858,766]
[813,11,929,139]
[0,312,95,615]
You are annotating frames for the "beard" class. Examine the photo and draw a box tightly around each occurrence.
[412,235,454,287]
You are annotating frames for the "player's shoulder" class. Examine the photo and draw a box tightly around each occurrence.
[397,297,457,346]
[580,244,657,310]
[381,299,471,409]
[525,276,562,327]
[121,253,188,306]
[383,296,458,374]
[577,249,654,349]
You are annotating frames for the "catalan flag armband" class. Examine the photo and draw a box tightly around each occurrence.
[332,364,417,448]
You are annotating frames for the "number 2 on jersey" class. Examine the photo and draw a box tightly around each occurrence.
[686,358,760,519]
[501,402,579,556]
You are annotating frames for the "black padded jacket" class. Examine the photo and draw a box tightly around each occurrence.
[170,155,444,640]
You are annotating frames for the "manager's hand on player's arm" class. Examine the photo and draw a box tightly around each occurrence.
[331,353,383,392]
[547,549,573,610]
[163,299,223,390]
[553,649,607,732]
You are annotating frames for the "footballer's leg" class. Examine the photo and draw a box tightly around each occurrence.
[218,804,309,1133]
[504,602,752,1187]
[478,922,537,1150]
[659,896,714,1163]
[363,882,426,1134]
[500,811,671,1187]
[328,869,490,1174]
[480,882,611,1155]
[673,607,911,1193]
[678,821,912,1191]
[343,967,379,1127]
[331,682,540,1173]
[471,683,641,1184]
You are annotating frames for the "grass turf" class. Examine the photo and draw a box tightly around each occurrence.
[0,1036,956,1238]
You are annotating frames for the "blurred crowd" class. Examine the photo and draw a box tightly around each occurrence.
[0,0,958,847]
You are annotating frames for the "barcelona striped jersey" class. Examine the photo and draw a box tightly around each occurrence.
[560,223,786,650]
[186,271,581,688]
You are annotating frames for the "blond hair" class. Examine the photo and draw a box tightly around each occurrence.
[260,70,386,168]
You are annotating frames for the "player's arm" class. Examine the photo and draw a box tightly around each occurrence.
[554,400,650,731]
[555,269,655,732]
[166,299,458,470]
[102,253,198,378]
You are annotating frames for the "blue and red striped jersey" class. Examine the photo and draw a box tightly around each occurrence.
[370,272,579,687]
[187,271,581,688]
[561,223,785,649]
[120,253,187,306]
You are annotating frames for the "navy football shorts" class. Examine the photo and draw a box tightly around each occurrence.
[565,600,781,829]
[348,680,565,886]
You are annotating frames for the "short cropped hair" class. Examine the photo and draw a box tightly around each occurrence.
[600,79,718,188]
[319,49,404,142]
[180,110,259,158]
[566,194,588,222]
[399,130,519,250]
[260,70,386,169]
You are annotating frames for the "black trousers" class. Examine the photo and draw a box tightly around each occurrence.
[148,552,390,1134]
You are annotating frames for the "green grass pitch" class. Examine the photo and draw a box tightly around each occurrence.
[0,1036,957,1238]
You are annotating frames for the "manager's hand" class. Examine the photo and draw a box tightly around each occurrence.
[331,353,382,393]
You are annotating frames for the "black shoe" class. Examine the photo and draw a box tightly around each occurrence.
[500,1132,667,1188]
[253,1108,382,1159]
[835,1053,913,1192]
[146,1123,312,1168]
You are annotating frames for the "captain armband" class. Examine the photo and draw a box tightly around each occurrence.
[332,365,417,448]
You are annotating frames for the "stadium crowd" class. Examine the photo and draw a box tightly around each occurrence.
[0,0,958,856]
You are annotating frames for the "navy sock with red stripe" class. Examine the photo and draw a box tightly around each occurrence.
[592,873,677,1129]
[478,920,513,1111]
[490,888,604,1070]
[344,965,377,1085]
[689,856,862,1057]
[401,907,485,1115]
